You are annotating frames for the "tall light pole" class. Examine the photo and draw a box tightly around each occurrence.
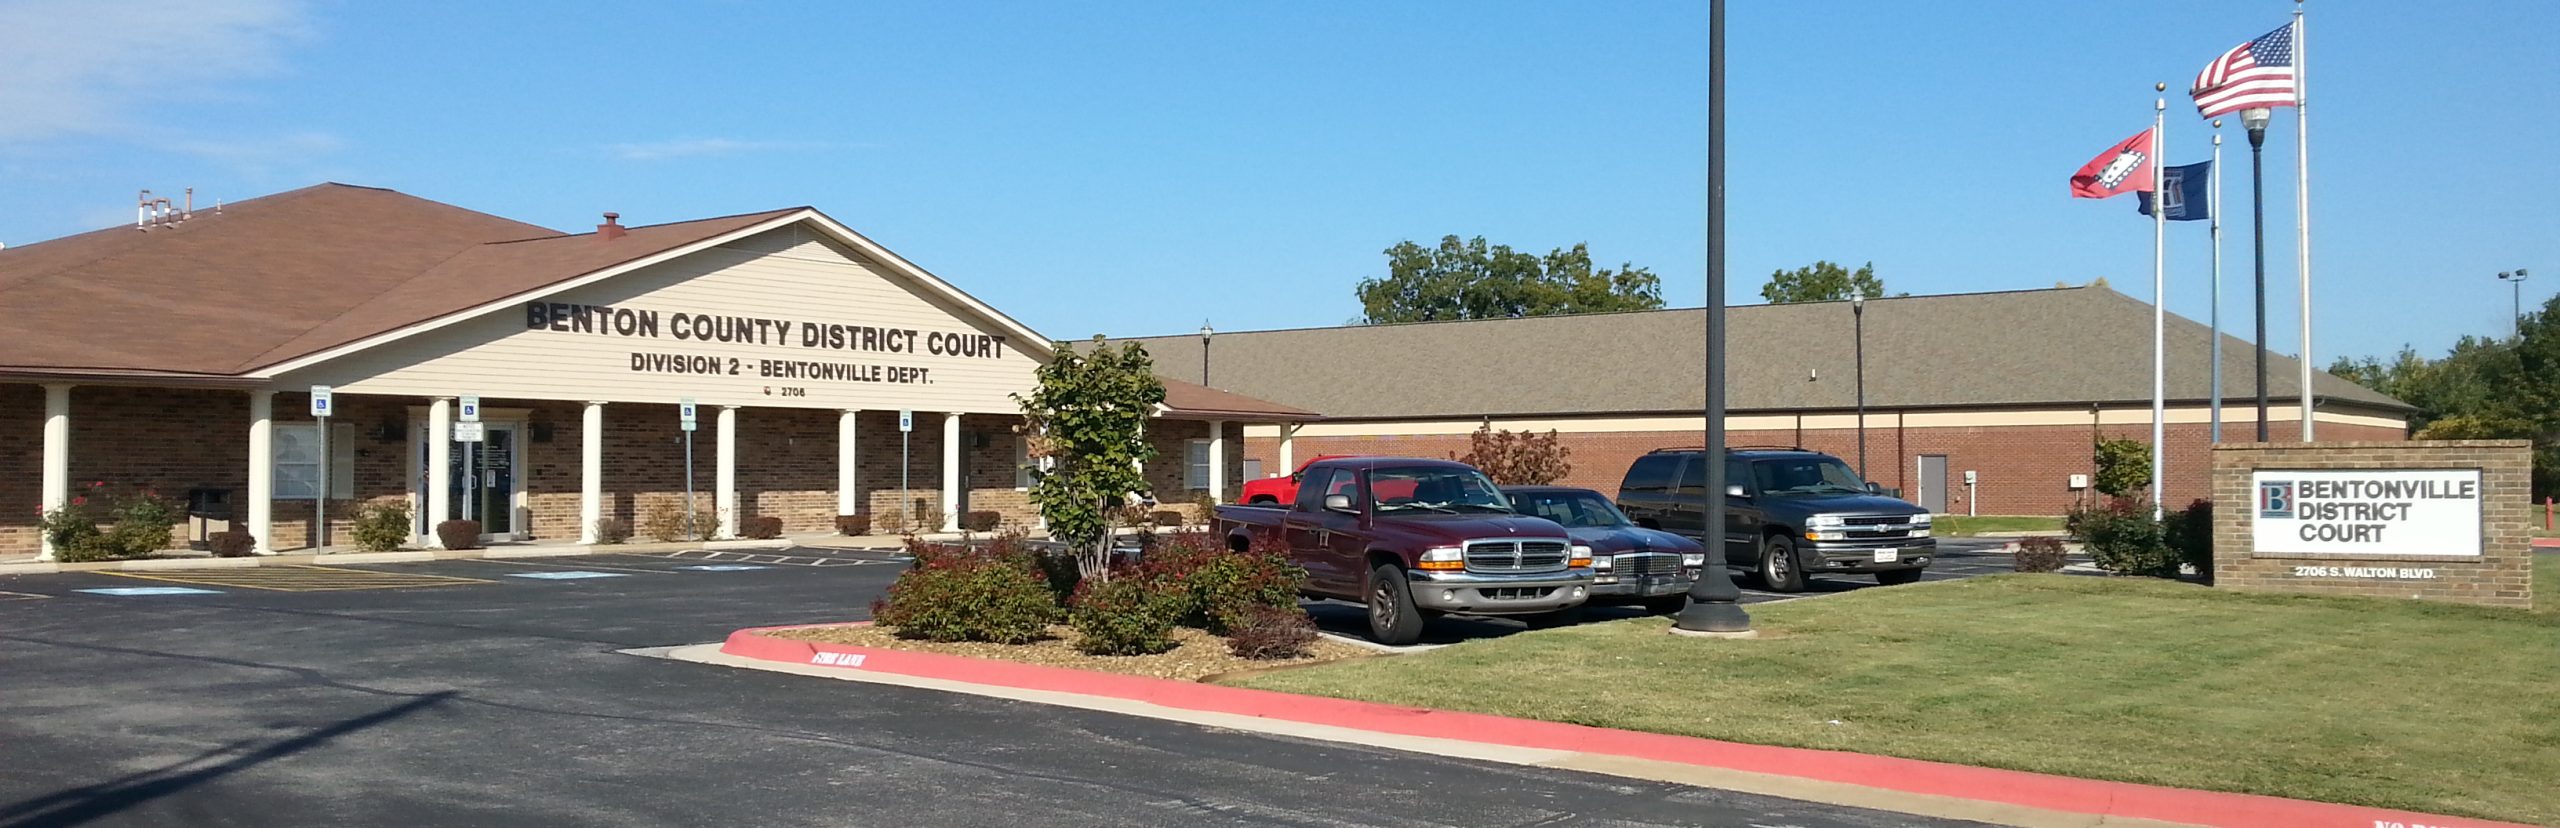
[1673,0,1751,638]
[1851,290,1867,479]
[2499,270,2530,339]
[1198,320,1214,386]
[2243,107,2272,441]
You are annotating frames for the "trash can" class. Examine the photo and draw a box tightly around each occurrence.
[186,487,233,551]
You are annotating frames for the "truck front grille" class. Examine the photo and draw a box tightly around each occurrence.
[1465,539,1569,573]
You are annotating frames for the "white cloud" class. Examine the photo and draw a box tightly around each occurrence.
[0,0,312,142]
[605,138,847,161]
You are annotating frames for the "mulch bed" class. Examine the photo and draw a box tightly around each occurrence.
[766,624,1376,682]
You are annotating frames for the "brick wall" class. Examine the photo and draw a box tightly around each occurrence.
[2211,440,2534,609]
[1247,414,2409,516]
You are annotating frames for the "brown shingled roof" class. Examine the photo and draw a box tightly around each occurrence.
[1121,286,2408,419]
[0,183,804,378]
[1159,376,1318,421]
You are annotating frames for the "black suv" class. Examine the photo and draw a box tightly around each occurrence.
[1615,447,1933,592]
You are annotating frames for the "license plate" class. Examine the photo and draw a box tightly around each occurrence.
[1872,549,1899,564]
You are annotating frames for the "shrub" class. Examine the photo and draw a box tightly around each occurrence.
[1150,510,1187,529]
[1224,604,1318,660]
[42,485,178,561]
[2067,496,2177,577]
[1187,543,1307,634]
[1069,573,1184,655]
[2091,437,2152,498]
[836,513,871,536]
[872,539,1057,644]
[591,517,632,545]
[740,516,784,540]
[436,519,483,551]
[2013,536,2068,573]
[352,502,412,552]
[962,510,1001,532]
[641,502,690,542]
[2163,499,2215,580]
[209,530,258,558]
[875,508,909,535]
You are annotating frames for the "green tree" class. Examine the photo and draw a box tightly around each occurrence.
[1356,235,1663,324]
[1014,336,1167,580]
[2091,437,2151,498]
[2329,294,2560,498]
[1761,260,1893,304]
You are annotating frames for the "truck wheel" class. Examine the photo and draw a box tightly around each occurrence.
[1759,536,1808,593]
[1523,606,1585,629]
[1642,595,1688,615]
[1875,568,1925,586]
[1366,563,1426,645]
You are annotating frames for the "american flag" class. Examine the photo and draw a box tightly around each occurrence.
[2190,23,2297,118]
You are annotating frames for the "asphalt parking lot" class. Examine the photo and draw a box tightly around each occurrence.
[0,545,1997,827]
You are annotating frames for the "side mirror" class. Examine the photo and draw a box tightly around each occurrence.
[1725,484,1748,499]
[1323,493,1355,513]
[1865,482,1882,494]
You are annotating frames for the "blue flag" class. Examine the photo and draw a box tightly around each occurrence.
[2136,161,2211,221]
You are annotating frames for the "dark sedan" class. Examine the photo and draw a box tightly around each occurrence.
[1504,485,1704,615]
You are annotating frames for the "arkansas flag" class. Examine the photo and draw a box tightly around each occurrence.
[2068,128,2157,199]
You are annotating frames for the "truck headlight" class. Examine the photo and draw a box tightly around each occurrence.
[1909,528,1932,538]
[1419,546,1465,571]
[1806,514,1846,528]
[1681,553,1706,568]
[1590,553,1613,573]
[1569,544,1593,569]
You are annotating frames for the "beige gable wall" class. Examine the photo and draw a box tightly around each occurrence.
[276,224,1040,413]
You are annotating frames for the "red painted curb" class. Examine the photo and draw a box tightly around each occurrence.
[720,625,2531,828]
[2530,537,2559,549]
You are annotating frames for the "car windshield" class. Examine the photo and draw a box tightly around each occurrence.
[1370,467,1513,513]
[1750,457,1871,496]
[1509,491,1631,528]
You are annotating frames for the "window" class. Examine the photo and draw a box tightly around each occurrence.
[274,423,355,500]
[1294,468,1339,511]
[1184,439,1211,490]
[1624,454,1682,494]
[1242,459,1263,481]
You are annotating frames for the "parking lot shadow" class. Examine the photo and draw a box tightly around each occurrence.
[0,691,455,828]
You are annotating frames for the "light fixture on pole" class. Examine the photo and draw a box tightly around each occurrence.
[2499,270,2530,340]
[2243,106,2272,441]
[1198,320,1214,386]
[1851,289,1867,480]
[1672,0,1750,638]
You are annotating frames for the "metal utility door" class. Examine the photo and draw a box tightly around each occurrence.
[1915,455,1949,513]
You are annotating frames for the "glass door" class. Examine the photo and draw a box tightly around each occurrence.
[413,422,522,538]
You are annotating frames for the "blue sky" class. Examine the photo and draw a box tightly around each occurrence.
[2,1,2551,365]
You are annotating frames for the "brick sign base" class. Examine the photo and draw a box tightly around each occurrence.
[2212,440,2533,609]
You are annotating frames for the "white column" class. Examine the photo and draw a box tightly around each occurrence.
[426,397,453,547]
[246,390,276,554]
[837,409,861,517]
[1278,423,1296,474]
[716,405,739,539]
[38,384,71,560]
[578,402,605,543]
[1207,420,1228,502]
[941,412,963,532]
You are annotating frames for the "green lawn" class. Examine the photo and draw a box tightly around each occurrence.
[1234,575,2560,824]
[1930,515,2064,536]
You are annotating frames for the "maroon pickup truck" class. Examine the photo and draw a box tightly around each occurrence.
[1215,457,1593,645]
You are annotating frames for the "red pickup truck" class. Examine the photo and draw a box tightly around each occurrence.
[1216,456,1592,645]
[1237,454,1364,505]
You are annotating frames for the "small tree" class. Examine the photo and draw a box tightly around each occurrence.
[1457,423,1573,485]
[2091,437,2151,498]
[1015,336,1167,582]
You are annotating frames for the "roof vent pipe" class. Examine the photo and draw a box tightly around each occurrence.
[137,189,152,230]
[596,212,626,241]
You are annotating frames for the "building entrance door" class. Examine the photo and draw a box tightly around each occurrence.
[414,423,523,539]
[1915,454,1949,514]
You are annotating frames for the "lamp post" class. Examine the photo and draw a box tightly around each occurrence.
[1198,320,1214,386]
[2499,270,2530,340]
[2243,106,2272,441]
[1851,290,1867,479]
[1672,0,1751,638]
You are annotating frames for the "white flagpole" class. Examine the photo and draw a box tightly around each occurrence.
[2151,87,2168,520]
[2211,125,2225,444]
[2293,1,2315,440]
